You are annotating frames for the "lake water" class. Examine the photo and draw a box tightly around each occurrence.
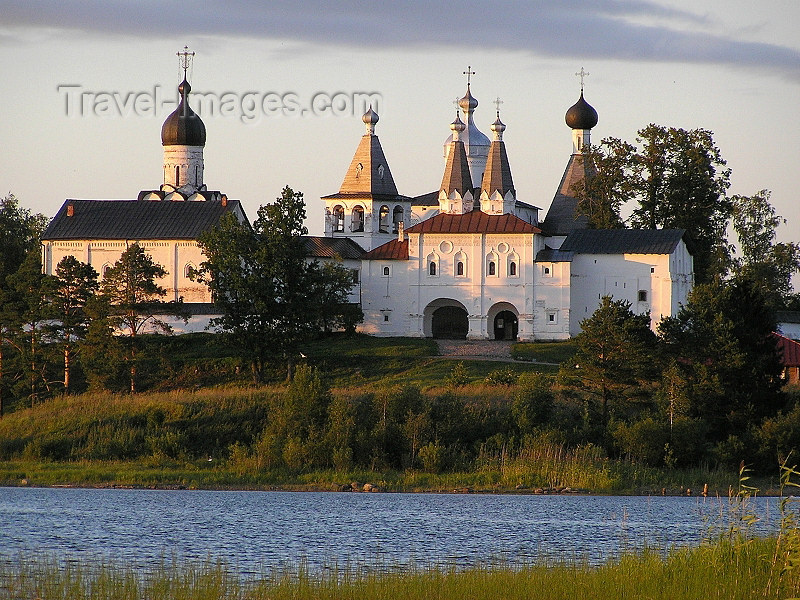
[0,487,782,575]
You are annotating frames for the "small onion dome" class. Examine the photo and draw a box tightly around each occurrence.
[362,106,379,125]
[458,85,478,112]
[565,91,598,130]
[161,79,206,146]
[491,115,506,136]
[450,113,466,134]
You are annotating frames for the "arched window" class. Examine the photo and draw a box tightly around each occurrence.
[101,263,111,279]
[184,263,195,278]
[175,165,180,185]
[426,252,439,277]
[379,205,390,233]
[508,251,519,277]
[351,206,364,232]
[383,266,390,276]
[454,251,467,278]
[333,205,345,232]
[392,205,404,233]
[487,251,499,277]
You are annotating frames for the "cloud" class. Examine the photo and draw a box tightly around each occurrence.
[2,0,799,78]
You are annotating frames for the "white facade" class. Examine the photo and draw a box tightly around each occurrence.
[326,84,694,341]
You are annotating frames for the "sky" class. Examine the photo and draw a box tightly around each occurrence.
[1,1,798,262]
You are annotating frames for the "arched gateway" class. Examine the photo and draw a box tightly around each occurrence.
[432,306,469,339]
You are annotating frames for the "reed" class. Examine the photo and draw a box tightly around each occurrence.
[0,537,796,600]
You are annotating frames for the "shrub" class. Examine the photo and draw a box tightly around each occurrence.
[484,366,518,386]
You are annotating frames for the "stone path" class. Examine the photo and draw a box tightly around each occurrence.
[435,339,515,361]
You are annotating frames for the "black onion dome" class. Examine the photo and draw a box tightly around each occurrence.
[161,80,206,146]
[565,92,598,130]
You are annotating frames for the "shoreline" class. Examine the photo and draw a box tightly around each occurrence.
[3,479,772,497]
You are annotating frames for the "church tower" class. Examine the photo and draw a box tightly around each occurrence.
[541,69,598,240]
[442,67,490,189]
[479,108,516,215]
[161,47,206,195]
[438,113,476,214]
[321,107,411,251]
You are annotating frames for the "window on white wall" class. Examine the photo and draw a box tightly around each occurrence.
[547,311,557,324]
[383,266,391,276]
[454,251,467,277]
[638,290,648,302]
[351,206,364,232]
[379,205,390,233]
[184,263,195,278]
[333,205,345,232]
[542,265,552,277]
[487,252,498,277]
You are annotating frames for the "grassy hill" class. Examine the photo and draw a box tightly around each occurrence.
[0,334,756,494]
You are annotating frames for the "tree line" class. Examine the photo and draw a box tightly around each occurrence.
[577,124,800,295]
[0,188,361,413]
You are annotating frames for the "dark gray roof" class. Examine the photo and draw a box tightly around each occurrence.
[559,229,689,255]
[540,153,592,236]
[302,236,365,260]
[412,191,440,206]
[536,247,574,262]
[42,199,244,241]
[777,311,800,324]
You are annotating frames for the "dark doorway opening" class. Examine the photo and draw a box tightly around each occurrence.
[493,311,518,340]
[432,306,469,339]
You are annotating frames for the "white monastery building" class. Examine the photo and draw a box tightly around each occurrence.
[42,55,694,340]
[316,74,694,340]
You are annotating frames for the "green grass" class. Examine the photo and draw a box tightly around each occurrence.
[511,340,577,364]
[0,536,796,599]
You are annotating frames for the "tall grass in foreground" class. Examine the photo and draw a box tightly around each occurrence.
[1,537,798,600]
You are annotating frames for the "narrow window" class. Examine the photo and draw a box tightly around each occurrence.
[429,262,437,276]
[333,205,345,232]
[509,262,517,276]
[488,261,496,276]
[379,205,390,233]
[383,266,390,276]
[384,314,389,322]
[351,206,364,232]
[651,267,655,273]
[457,261,464,276]
[175,165,180,184]
[543,266,550,275]
[351,269,360,284]
[638,290,648,302]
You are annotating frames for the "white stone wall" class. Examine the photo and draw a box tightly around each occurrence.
[567,242,692,336]
[163,145,204,189]
[532,259,572,340]
[358,259,410,336]
[42,239,211,303]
